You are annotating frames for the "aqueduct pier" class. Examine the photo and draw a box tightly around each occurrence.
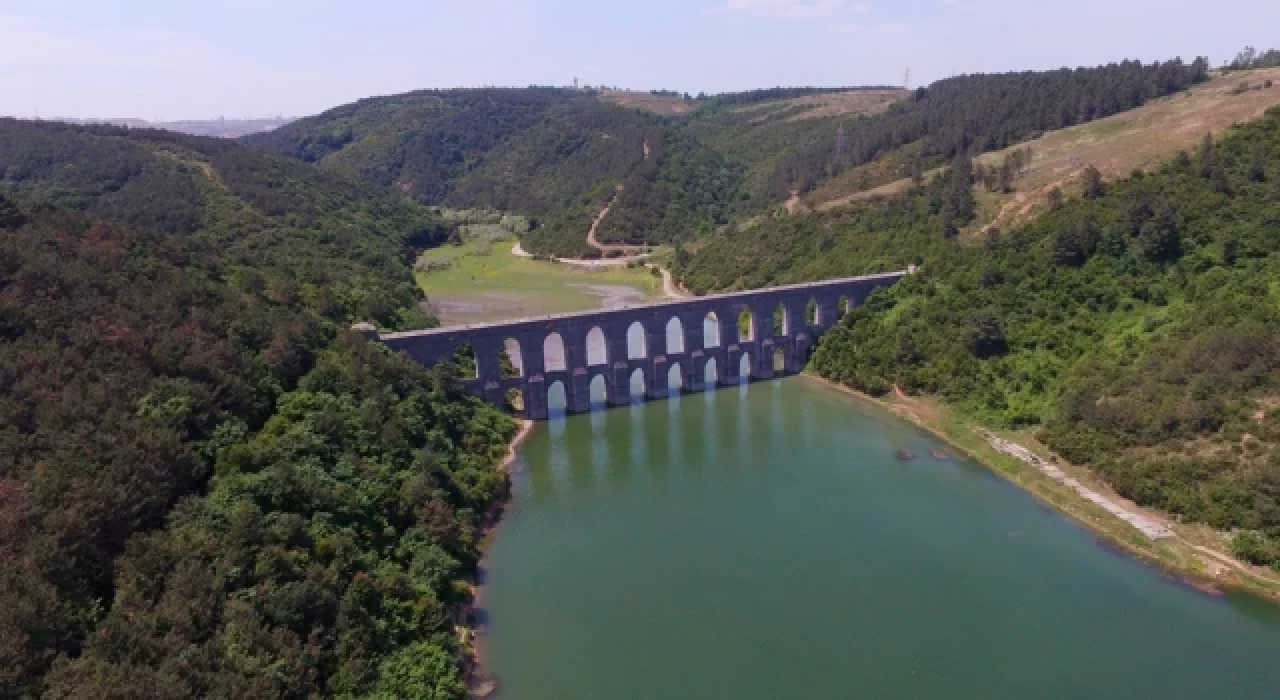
[361,271,907,420]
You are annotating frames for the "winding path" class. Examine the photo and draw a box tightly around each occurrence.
[653,264,689,299]
[512,138,687,299]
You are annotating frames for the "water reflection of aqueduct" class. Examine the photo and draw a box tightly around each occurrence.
[365,271,907,420]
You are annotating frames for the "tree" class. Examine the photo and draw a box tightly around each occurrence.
[997,162,1014,193]
[944,154,976,223]
[1135,203,1181,262]
[0,194,27,229]
[1081,165,1105,199]
[983,227,1002,250]
[1047,186,1065,210]
[1051,219,1100,266]
[370,643,468,700]
[909,157,924,187]
[936,216,957,240]
[966,312,1008,359]
[1247,151,1268,182]
[1197,132,1218,178]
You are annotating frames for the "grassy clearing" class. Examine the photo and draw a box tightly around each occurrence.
[805,374,1280,601]
[415,237,662,325]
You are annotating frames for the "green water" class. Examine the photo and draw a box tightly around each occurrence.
[480,379,1280,699]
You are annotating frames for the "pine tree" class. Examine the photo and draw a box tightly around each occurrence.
[1081,165,1105,199]
[1197,132,1218,178]
[998,162,1014,193]
[944,154,976,223]
[1247,150,1268,182]
[0,194,27,230]
[1047,187,1065,211]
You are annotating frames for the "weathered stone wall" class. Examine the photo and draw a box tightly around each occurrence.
[372,271,906,419]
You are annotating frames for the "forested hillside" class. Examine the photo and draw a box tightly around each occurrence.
[0,121,516,697]
[763,57,1209,200]
[681,106,1280,570]
[245,89,741,257]
[245,59,1209,257]
[0,119,446,330]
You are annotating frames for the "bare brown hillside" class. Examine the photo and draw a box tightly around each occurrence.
[733,88,908,122]
[811,67,1280,222]
[599,90,695,116]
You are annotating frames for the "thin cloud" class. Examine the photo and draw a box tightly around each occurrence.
[831,19,908,35]
[706,0,844,19]
[0,14,232,70]
[852,2,871,12]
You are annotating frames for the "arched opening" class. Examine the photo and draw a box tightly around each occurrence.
[667,363,684,393]
[772,303,788,337]
[453,343,478,378]
[505,387,525,412]
[586,326,607,367]
[773,347,787,372]
[547,380,567,415]
[543,333,566,372]
[806,298,819,327]
[738,352,752,383]
[629,368,646,401]
[737,307,754,342]
[703,357,719,387]
[501,338,522,378]
[588,374,608,409]
[703,312,721,348]
[627,321,647,359]
[837,295,851,319]
[665,316,685,354]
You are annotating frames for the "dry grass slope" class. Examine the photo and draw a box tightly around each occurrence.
[598,90,695,116]
[974,65,1280,231]
[811,67,1280,223]
[733,88,908,122]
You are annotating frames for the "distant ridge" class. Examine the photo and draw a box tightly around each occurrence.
[47,116,294,138]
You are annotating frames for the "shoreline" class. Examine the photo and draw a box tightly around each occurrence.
[464,418,535,698]
[500,418,535,471]
[799,372,1280,603]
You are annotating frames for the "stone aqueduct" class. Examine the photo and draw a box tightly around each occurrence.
[363,271,907,420]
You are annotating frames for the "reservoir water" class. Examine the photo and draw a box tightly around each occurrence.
[480,378,1280,699]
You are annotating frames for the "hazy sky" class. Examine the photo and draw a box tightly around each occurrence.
[1,0,1275,120]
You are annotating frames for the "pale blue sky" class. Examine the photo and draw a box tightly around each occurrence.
[1,0,1275,120]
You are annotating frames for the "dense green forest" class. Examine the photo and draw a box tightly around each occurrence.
[0,121,516,697]
[244,59,1210,257]
[680,106,1280,569]
[245,89,741,258]
[0,119,446,330]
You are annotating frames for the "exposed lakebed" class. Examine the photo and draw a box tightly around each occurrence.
[479,378,1280,699]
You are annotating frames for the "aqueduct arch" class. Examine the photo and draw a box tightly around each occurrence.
[367,271,906,419]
